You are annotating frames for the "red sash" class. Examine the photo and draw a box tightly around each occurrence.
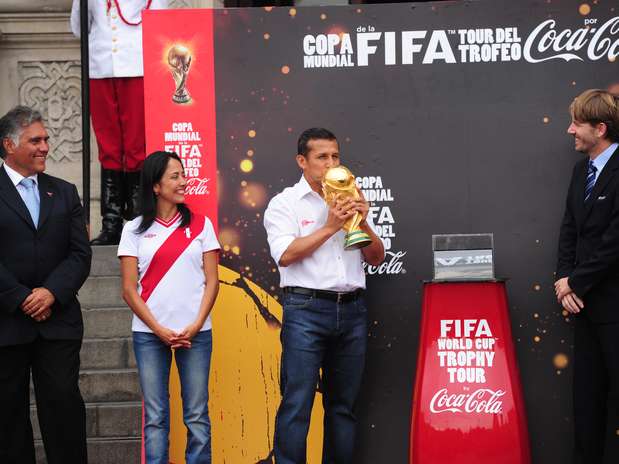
[139,214,205,303]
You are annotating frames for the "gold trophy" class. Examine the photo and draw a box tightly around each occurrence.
[322,166,372,250]
[167,45,192,104]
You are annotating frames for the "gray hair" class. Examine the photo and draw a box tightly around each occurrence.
[0,106,44,159]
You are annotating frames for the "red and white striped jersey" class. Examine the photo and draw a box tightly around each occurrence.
[118,212,220,333]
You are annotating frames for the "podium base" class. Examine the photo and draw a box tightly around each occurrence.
[410,281,530,464]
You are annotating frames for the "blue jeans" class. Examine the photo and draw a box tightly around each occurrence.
[133,330,212,464]
[274,293,368,464]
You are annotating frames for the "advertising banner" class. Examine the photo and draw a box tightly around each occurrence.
[143,1,618,462]
[143,8,217,226]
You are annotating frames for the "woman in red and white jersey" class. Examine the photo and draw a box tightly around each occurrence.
[118,151,220,464]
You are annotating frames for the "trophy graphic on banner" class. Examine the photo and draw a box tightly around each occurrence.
[322,166,372,250]
[167,44,192,104]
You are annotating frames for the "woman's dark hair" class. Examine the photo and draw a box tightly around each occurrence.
[136,151,191,233]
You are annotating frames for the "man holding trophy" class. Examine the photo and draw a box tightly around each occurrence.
[264,128,384,463]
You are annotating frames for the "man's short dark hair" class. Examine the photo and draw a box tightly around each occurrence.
[570,89,619,143]
[0,106,43,159]
[297,127,337,157]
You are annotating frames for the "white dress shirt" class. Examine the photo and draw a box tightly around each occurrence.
[264,175,381,292]
[2,163,40,206]
[70,0,168,78]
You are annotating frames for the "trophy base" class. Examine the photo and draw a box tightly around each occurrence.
[344,230,372,250]
[172,93,191,104]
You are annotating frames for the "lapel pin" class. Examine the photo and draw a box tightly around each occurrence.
[46,192,53,197]
[185,228,191,239]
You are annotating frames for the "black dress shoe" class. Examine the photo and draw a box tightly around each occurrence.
[90,229,121,246]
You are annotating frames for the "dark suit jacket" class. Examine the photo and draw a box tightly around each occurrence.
[557,145,619,323]
[0,165,91,346]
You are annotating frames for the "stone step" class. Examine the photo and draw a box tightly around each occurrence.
[31,369,141,404]
[82,307,133,339]
[80,338,136,370]
[93,402,142,439]
[79,369,141,403]
[35,437,141,464]
[90,245,120,277]
[31,401,142,440]
[79,276,124,308]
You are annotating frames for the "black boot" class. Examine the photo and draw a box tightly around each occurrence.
[90,169,123,246]
[122,171,141,221]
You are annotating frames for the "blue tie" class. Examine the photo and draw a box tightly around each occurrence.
[584,160,597,202]
[20,178,40,227]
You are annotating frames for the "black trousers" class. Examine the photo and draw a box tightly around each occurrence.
[573,316,619,464]
[0,337,87,464]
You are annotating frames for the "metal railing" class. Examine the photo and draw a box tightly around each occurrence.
[79,0,90,228]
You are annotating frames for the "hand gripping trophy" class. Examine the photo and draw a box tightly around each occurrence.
[167,44,192,104]
[322,166,372,250]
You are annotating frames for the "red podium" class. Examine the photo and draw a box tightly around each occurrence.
[410,281,531,464]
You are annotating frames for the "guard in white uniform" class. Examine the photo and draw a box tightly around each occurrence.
[264,128,385,464]
[71,0,168,245]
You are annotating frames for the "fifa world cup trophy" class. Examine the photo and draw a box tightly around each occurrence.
[167,45,192,104]
[322,166,372,250]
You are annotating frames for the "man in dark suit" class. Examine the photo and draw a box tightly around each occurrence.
[555,89,619,464]
[0,106,91,464]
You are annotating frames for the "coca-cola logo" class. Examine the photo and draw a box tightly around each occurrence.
[524,16,619,63]
[429,388,505,414]
[364,250,406,275]
[185,177,210,196]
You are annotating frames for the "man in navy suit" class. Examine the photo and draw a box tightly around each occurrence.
[0,106,91,464]
[555,89,619,464]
